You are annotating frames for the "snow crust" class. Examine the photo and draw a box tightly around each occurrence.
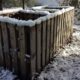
[38,25,80,80]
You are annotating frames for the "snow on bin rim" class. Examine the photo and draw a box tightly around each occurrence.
[65,6,74,12]
[0,7,23,15]
[0,6,74,26]
[32,6,74,10]
[49,6,74,17]
[31,6,74,24]
[19,9,51,15]
[32,6,74,22]
[32,6,69,10]
[34,18,42,24]
[0,16,35,27]
[32,6,60,12]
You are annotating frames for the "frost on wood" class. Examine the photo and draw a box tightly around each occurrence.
[38,25,80,80]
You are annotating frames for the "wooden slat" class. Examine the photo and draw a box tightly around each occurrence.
[62,14,64,45]
[63,13,67,44]
[62,13,64,45]
[65,12,69,42]
[29,26,36,79]
[46,19,50,64]
[52,18,55,57]
[64,13,67,42]
[36,23,41,72]
[57,15,61,49]
[41,21,46,67]
[69,11,73,36]
[59,15,62,48]
[53,17,56,53]
[0,22,4,66]
[1,22,11,69]
[18,27,27,80]
[67,11,70,40]
[60,15,63,47]
[59,15,62,47]
[71,10,74,33]
[50,18,54,59]
[65,12,68,43]
[54,16,58,52]
[8,24,19,74]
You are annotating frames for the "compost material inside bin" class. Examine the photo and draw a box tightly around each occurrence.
[10,10,48,20]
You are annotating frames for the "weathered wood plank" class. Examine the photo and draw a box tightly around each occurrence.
[62,14,64,45]
[18,27,27,80]
[50,18,54,59]
[1,22,11,69]
[29,26,36,79]
[63,13,67,44]
[59,15,62,48]
[54,16,58,52]
[8,24,19,74]
[53,17,56,53]
[57,15,60,49]
[41,21,46,68]
[36,23,41,72]
[46,19,50,64]
[0,22,4,67]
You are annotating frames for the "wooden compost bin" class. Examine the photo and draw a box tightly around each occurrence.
[0,6,74,80]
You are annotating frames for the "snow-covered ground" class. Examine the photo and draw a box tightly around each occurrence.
[0,68,16,80]
[0,0,80,80]
[38,25,80,80]
[0,25,80,80]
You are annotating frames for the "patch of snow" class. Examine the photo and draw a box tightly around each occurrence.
[65,7,74,12]
[38,24,80,80]
[19,10,50,15]
[34,18,42,24]
[0,68,16,80]
[39,16,47,21]
[0,7,22,15]
[32,6,47,9]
